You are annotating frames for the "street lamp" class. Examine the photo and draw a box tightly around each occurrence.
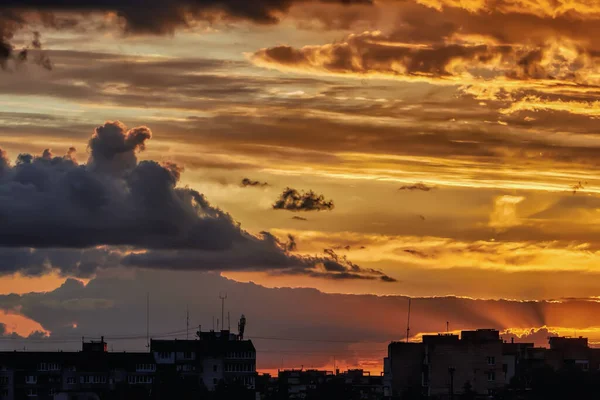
[448,367,456,400]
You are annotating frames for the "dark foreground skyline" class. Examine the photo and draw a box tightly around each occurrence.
[2,0,600,377]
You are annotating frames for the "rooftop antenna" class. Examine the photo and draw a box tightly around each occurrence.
[186,305,190,340]
[406,298,411,343]
[219,292,227,331]
[446,321,449,334]
[217,318,220,331]
[238,315,246,339]
[146,292,150,350]
[212,316,215,331]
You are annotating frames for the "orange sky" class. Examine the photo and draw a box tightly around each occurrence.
[2,0,600,371]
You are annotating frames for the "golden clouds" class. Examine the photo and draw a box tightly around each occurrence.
[415,0,600,18]
[268,229,600,274]
[250,33,599,98]
[490,195,525,230]
[250,1,600,119]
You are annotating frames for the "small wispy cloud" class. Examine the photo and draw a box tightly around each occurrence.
[399,182,435,192]
[273,188,334,212]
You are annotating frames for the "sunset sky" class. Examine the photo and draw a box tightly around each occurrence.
[2,0,600,372]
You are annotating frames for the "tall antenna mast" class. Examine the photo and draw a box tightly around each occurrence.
[146,292,150,349]
[186,305,190,340]
[406,298,411,343]
[446,321,449,334]
[219,292,227,332]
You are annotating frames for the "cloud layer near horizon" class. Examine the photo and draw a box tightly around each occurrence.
[4,270,600,370]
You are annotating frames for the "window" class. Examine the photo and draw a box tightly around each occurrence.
[158,352,170,359]
[213,378,217,385]
[48,389,56,396]
[488,389,495,396]
[184,352,192,359]
[0,388,7,396]
[487,372,495,382]
[213,365,218,372]
[0,377,8,385]
[25,376,37,384]
[487,356,495,365]
[26,388,37,397]
[67,377,76,385]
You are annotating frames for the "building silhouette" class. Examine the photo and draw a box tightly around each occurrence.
[383,329,527,399]
[383,329,600,400]
[0,322,255,399]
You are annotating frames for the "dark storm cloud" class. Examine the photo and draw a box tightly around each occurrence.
[0,0,372,58]
[0,0,371,32]
[0,0,373,73]
[273,187,334,212]
[240,178,269,187]
[399,182,435,191]
[0,149,9,176]
[0,121,394,282]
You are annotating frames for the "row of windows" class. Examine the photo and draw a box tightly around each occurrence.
[81,375,107,384]
[158,351,254,360]
[225,364,255,372]
[241,376,255,386]
[176,365,196,372]
[128,375,153,384]
[24,376,66,385]
[25,388,58,397]
[176,364,219,373]
[227,352,254,359]
[136,363,156,371]
[158,351,194,359]
[38,363,61,371]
